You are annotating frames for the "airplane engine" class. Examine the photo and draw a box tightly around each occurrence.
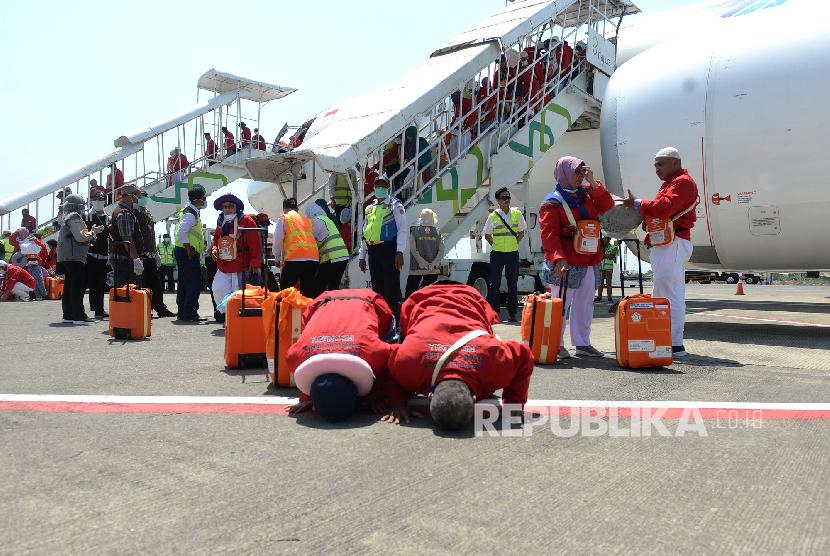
[600,5,830,271]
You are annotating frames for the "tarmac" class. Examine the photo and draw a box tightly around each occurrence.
[1,284,829,554]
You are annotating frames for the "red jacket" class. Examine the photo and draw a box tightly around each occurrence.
[223,130,235,149]
[206,138,217,158]
[106,168,124,191]
[540,181,614,267]
[253,134,267,151]
[639,169,699,242]
[46,247,57,270]
[554,44,573,75]
[21,215,37,232]
[241,127,252,144]
[286,289,395,403]
[386,284,535,406]
[211,214,263,273]
[168,154,189,172]
[2,264,36,292]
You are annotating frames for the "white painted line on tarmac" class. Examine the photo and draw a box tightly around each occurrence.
[694,312,830,328]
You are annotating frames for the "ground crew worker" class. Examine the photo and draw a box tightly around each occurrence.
[596,237,618,303]
[383,282,535,429]
[305,200,349,295]
[482,186,526,322]
[157,234,176,292]
[327,170,354,223]
[1,231,12,261]
[358,176,406,320]
[622,146,699,359]
[209,193,262,323]
[540,156,614,359]
[136,205,176,318]
[273,197,319,298]
[109,185,145,288]
[85,188,110,318]
[286,289,398,420]
[405,208,444,298]
[174,186,208,322]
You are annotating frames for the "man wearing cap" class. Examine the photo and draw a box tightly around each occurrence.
[273,197,319,298]
[209,193,262,323]
[482,186,526,322]
[157,234,176,292]
[252,128,267,151]
[622,147,699,358]
[109,184,146,289]
[136,205,177,318]
[174,186,208,321]
[239,122,252,148]
[85,187,110,318]
[358,175,407,320]
[286,288,397,420]
[382,282,535,429]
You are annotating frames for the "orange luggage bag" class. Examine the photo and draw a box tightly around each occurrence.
[520,272,567,364]
[45,277,64,300]
[614,294,673,368]
[262,287,311,387]
[109,284,152,340]
[224,285,268,368]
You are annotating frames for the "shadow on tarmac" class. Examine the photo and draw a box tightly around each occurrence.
[687,298,830,315]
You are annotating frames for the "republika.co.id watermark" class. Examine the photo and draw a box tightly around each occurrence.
[474,404,765,437]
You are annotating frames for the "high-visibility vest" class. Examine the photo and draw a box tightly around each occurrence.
[332,174,352,207]
[489,208,522,252]
[281,211,319,261]
[157,243,175,266]
[1,238,12,261]
[173,206,205,253]
[364,200,400,244]
[316,214,349,263]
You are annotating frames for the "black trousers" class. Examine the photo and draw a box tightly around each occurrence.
[158,265,175,292]
[405,273,439,299]
[488,250,519,317]
[61,261,87,321]
[141,257,170,313]
[316,260,348,295]
[85,256,108,314]
[280,260,319,298]
[113,257,137,289]
[174,246,202,320]
[367,241,401,318]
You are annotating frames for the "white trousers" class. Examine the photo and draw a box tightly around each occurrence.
[556,265,596,348]
[650,238,693,346]
[11,282,34,300]
[212,270,244,313]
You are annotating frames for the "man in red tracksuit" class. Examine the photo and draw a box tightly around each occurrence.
[384,283,535,430]
[623,146,699,358]
[286,289,397,421]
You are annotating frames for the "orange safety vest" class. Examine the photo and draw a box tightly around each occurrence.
[280,210,319,261]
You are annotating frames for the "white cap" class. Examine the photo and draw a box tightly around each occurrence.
[655,147,681,160]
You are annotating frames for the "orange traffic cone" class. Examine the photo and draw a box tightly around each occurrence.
[735,281,745,295]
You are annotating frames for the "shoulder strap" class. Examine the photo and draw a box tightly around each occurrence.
[431,329,489,386]
[493,210,519,239]
[671,196,700,222]
[548,191,579,229]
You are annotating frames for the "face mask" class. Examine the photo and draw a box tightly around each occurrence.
[163,239,170,244]
[224,213,237,222]
[92,201,105,211]
[374,187,389,200]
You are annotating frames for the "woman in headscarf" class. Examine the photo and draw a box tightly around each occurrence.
[306,199,349,296]
[208,194,262,323]
[57,194,103,323]
[539,156,614,359]
[405,208,444,298]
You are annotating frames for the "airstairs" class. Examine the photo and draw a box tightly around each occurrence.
[0,69,296,237]
[245,0,638,288]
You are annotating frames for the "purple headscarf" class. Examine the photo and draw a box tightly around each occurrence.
[554,156,585,190]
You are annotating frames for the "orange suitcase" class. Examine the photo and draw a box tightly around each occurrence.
[262,287,311,387]
[45,277,64,300]
[109,284,152,340]
[224,285,268,369]
[614,294,673,368]
[520,275,567,364]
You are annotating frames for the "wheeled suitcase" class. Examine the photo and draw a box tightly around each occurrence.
[45,276,64,300]
[520,271,568,364]
[262,287,311,387]
[109,284,152,340]
[224,285,268,368]
[614,294,673,368]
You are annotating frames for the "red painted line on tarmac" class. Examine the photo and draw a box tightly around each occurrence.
[694,312,830,328]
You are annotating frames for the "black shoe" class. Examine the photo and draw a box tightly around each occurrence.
[672,345,688,358]
[507,314,517,323]
[95,312,109,319]
[156,308,176,318]
[593,296,602,303]
[214,311,226,324]
[192,316,208,322]
[606,297,613,303]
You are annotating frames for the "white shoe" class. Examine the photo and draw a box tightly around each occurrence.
[557,346,572,360]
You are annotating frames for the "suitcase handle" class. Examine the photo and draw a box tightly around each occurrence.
[236,226,268,316]
[111,240,133,301]
[528,268,569,351]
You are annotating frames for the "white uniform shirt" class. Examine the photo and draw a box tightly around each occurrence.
[177,203,200,245]
[358,198,407,260]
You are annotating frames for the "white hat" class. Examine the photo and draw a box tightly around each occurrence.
[655,147,681,160]
[294,353,375,396]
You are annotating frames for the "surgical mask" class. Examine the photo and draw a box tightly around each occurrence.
[223,213,237,222]
[374,187,389,200]
[163,238,170,244]
[92,201,105,211]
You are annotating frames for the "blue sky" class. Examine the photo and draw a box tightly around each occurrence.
[0,0,696,209]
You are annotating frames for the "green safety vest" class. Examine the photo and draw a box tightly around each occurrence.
[363,200,399,244]
[173,206,205,253]
[157,243,175,266]
[601,243,619,271]
[489,208,522,252]
[332,174,352,207]
[1,238,11,261]
[317,214,349,263]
